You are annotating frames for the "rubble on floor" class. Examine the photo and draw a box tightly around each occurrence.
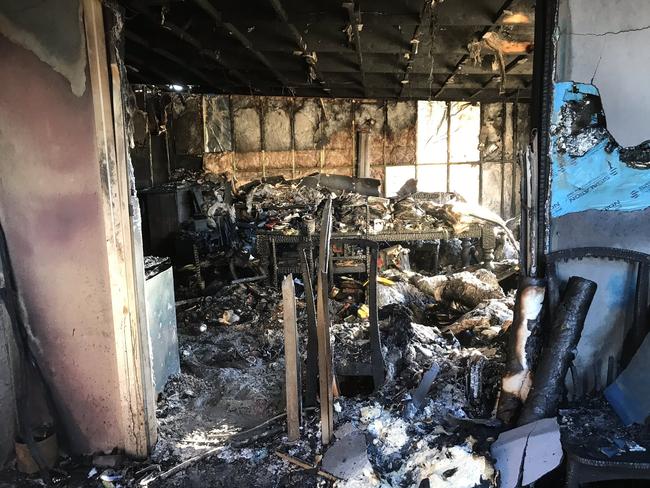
[123,265,512,487]
[237,176,509,239]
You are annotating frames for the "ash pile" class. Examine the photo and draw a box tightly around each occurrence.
[129,263,515,487]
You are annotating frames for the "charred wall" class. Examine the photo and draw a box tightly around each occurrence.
[550,0,650,397]
[0,0,130,456]
[132,89,530,213]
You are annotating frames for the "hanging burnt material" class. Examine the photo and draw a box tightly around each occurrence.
[497,277,545,425]
[518,276,597,426]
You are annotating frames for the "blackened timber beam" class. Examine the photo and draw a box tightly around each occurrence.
[125,32,222,91]
[431,0,517,100]
[265,0,331,95]
[399,1,428,98]
[342,2,367,97]
[125,3,253,90]
[191,0,292,93]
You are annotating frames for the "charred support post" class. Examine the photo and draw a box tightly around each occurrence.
[368,246,384,390]
[282,274,301,441]
[518,277,597,426]
[497,277,545,425]
[317,199,334,445]
[299,248,319,407]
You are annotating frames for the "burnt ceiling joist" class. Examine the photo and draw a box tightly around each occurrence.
[120,0,534,100]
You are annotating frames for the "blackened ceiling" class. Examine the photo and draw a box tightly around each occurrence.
[120,0,535,101]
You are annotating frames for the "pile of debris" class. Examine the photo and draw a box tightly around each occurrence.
[105,265,513,487]
[237,176,510,239]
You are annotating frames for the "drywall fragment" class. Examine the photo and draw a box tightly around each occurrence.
[491,418,562,488]
[322,429,372,480]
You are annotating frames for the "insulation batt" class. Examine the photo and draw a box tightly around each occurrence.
[410,269,505,308]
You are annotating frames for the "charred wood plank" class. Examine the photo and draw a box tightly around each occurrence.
[300,248,319,408]
[317,198,334,445]
[282,274,301,441]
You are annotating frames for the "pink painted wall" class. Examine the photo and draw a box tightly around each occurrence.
[0,21,123,453]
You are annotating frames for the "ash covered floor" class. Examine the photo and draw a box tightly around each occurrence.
[128,265,514,487]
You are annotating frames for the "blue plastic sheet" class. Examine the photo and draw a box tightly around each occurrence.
[550,82,650,218]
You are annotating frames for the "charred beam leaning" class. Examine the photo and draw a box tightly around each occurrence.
[342,1,366,97]
[282,274,301,441]
[192,0,292,91]
[368,246,384,389]
[300,248,319,408]
[432,0,516,99]
[497,277,545,425]
[317,199,334,445]
[266,0,330,95]
[518,276,597,426]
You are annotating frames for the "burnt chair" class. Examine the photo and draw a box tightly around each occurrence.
[545,247,650,488]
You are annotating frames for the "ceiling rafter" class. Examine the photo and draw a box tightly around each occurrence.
[265,0,331,95]
[398,0,430,98]
[342,1,367,97]
[431,0,517,100]
[192,0,293,93]
[125,2,253,91]
[125,31,222,90]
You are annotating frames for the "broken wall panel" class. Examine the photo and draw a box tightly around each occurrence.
[480,103,505,162]
[203,95,232,153]
[170,94,203,156]
[0,0,153,456]
[263,97,292,152]
[232,96,262,153]
[386,100,417,165]
[294,98,320,151]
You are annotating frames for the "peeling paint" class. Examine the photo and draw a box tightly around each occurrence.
[0,0,87,96]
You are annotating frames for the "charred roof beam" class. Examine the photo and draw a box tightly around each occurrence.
[125,2,254,91]
[398,0,431,98]
[431,0,516,100]
[125,31,226,91]
[265,0,331,95]
[191,0,293,93]
[342,1,367,97]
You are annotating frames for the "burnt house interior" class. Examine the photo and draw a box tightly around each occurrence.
[3,0,650,487]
